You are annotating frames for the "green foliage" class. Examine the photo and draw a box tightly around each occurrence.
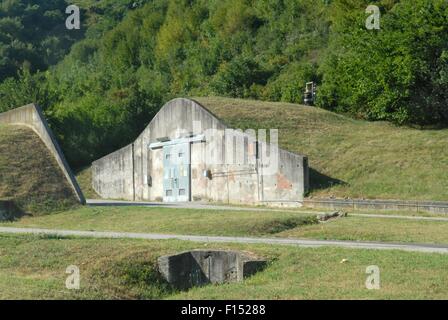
[92,252,176,299]
[210,56,271,98]
[318,0,448,125]
[263,61,319,103]
[0,0,329,167]
[0,0,84,82]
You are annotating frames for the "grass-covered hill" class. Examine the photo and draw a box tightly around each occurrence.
[0,124,79,215]
[195,97,448,201]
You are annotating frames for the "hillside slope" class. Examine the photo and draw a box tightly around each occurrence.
[195,97,448,201]
[0,125,79,215]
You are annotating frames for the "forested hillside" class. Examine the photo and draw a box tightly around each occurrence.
[0,0,447,168]
[0,0,82,82]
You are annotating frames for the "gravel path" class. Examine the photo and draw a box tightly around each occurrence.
[1,226,448,254]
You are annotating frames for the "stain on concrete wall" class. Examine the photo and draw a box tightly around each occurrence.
[92,144,134,201]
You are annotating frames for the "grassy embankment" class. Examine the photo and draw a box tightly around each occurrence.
[0,125,79,215]
[1,233,447,300]
[194,97,448,201]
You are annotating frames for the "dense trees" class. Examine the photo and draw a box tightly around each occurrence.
[0,0,447,167]
[318,0,448,125]
[0,0,84,82]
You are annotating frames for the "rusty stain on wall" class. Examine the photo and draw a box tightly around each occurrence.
[277,173,293,190]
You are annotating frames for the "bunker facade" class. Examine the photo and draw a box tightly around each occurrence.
[92,98,309,206]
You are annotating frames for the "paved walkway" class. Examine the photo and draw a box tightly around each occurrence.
[1,226,448,254]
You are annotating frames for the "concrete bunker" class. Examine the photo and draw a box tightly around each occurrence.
[157,250,267,290]
[92,98,309,206]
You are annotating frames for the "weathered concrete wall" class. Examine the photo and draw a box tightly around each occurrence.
[189,128,259,204]
[261,149,309,204]
[304,198,448,214]
[93,98,309,205]
[92,144,134,200]
[158,250,266,290]
[0,104,85,204]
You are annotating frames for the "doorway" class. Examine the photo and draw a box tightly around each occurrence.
[163,142,191,202]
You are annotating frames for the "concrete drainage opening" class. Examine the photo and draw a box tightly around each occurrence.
[157,250,267,290]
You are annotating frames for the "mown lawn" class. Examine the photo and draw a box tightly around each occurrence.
[2,206,448,245]
[277,216,448,244]
[0,206,318,237]
[0,234,447,300]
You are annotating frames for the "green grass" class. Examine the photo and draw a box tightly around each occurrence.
[75,167,100,199]
[0,206,318,237]
[194,97,448,201]
[2,206,448,245]
[1,233,448,299]
[0,125,79,215]
[277,216,448,244]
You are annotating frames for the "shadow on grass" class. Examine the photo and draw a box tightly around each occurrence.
[309,168,348,193]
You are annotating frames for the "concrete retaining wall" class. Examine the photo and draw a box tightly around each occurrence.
[0,104,85,204]
[92,98,309,205]
[304,198,448,214]
[92,144,134,201]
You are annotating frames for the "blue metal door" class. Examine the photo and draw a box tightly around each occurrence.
[163,142,191,202]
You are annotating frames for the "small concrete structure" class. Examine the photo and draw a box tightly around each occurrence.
[92,98,309,206]
[0,104,85,204]
[157,250,267,290]
[304,198,448,214]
